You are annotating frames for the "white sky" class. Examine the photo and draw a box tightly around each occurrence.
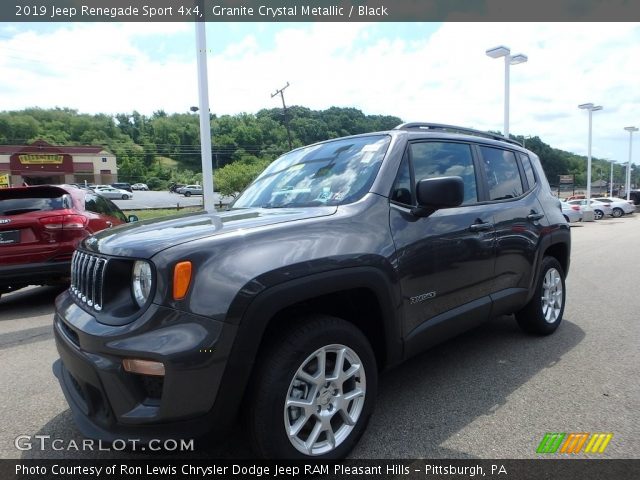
[1,22,639,165]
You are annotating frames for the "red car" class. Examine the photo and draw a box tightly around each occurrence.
[0,185,137,299]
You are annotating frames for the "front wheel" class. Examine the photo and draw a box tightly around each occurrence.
[612,207,624,218]
[516,256,566,335]
[121,194,129,200]
[246,315,377,459]
[184,191,191,197]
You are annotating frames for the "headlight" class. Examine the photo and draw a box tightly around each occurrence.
[131,260,153,307]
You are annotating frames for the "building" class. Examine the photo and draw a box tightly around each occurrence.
[0,140,117,187]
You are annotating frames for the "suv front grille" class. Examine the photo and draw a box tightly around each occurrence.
[70,251,107,311]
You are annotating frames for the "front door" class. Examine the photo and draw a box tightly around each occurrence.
[389,141,496,357]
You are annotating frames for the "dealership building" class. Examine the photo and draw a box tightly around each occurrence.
[0,140,118,187]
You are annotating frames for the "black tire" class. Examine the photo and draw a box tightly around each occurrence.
[612,207,624,218]
[121,194,129,200]
[246,315,377,459]
[184,191,191,197]
[594,209,604,220]
[516,256,566,335]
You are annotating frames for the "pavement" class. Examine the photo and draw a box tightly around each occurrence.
[0,214,638,460]
[111,190,232,210]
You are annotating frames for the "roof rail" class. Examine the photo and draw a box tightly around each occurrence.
[393,122,524,147]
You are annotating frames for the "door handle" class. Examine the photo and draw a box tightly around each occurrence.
[469,221,493,232]
[527,211,545,221]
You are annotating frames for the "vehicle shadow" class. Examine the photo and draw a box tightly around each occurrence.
[0,286,66,322]
[352,315,585,458]
[21,315,584,460]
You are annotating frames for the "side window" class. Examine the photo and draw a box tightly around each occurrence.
[410,142,478,205]
[391,153,412,205]
[480,147,524,200]
[84,194,105,215]
[103,198,127,223]
[519,153,537,190]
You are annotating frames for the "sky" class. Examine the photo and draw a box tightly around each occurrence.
[1,21,639,166]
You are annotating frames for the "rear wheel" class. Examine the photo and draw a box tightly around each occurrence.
[516,256,566,335]
[594,209,604,220]
[246,315,377,459]
[612,207,624,218]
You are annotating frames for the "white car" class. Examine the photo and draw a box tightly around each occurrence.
[593,197,635,217]
[131,183,149,191]
[567,199,612,220]
[94,186,133,200]
[560,201,583,223]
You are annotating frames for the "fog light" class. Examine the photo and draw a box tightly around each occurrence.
[122,358,165,376]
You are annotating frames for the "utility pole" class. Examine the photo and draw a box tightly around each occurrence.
[271,82,293,151]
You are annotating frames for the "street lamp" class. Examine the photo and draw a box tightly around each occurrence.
[624,126,638,201]
[609,159,615,198]
[486,45,528,138]
[578,103,603,221]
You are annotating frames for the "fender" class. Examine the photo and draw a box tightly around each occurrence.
[205,266,403,434]
[525,225,571,304]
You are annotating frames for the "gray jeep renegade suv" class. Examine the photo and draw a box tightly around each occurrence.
[53,123,570,459]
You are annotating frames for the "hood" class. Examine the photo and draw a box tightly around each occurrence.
[81,207,337,257]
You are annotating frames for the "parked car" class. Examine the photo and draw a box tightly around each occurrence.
[180,185,203,196]
[52,122,570,460]
[567,199,612,220]
[131,183,149,191]
[593,197,635,217]
[0,185,137,298]
[94,186,133,200]
[560,201,583,223]
[111,182,133,192]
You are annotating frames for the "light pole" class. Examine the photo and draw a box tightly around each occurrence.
[486,45,528,138]
[610,160,615,198]
[578,103,603,221]
[624,126,638,201]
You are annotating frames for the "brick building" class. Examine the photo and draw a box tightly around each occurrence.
[0,140,117,186]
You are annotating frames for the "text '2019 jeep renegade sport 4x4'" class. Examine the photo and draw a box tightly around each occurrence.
[53,123,570,459]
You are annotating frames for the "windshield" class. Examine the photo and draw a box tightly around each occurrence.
[232,135,391,209]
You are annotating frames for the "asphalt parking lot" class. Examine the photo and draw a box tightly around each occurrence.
[112,190,232,210]
[0,214,638,460]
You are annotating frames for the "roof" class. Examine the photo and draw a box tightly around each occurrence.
[0,140,108,155]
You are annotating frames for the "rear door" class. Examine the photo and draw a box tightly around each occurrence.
[473,146,545,314]
[0,187,72,265]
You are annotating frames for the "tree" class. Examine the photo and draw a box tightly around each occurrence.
[214,157,270,198]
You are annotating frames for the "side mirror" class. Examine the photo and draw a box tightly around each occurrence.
[412,176,464,217]
[127,215,139,223]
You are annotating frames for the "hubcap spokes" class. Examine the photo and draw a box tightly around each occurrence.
[284,344,366,456]
[541,268,563,323]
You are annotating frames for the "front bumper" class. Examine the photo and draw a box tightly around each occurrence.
[52,290,238,443]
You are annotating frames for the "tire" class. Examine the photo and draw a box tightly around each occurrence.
[516,256,566,335]
[594,209,604,220]
[121,194,129,200]
[612,207,623,218]
[246,315,377,459]
[184,191,191,197]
